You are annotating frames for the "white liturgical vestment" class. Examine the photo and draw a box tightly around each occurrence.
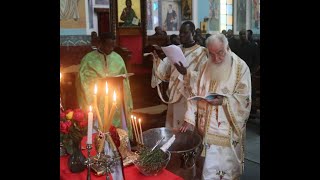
[151,44,208,129]
[184,52,251,180]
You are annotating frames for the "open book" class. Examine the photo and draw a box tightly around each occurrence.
[161,45,187,66]
[188,93,225,101]
[105,73,134,78]
[132,17,139,25]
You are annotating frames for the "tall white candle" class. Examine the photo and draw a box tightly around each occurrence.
[87,106,93,144]
[103,81,109,130]
[106,91,117,132]
[93,84,103,130]
[133,116,140,144]
[138,118,144,145]
[131,115,139,144]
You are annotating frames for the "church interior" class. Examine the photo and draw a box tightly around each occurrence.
[60,0,260,179]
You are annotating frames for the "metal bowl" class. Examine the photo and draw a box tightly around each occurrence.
[142,128,202,179]
[133,151,171,176]
[142,127,202,153]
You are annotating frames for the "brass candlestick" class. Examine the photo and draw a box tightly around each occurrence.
[84,144,93,180]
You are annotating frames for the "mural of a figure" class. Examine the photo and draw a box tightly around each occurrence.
[120,0,139,26]
[164,4,178,31]
[182,0,192,20]
[208,0,219,31]
[252,0,260,29]
[147,0,153,30]
[209,0,219,19]
[60,0,80,21]
[237,0,246,30]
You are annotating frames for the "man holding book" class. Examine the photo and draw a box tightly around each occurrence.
[180,33,252,180]
[75,32,133,137]
[151,21,208,129]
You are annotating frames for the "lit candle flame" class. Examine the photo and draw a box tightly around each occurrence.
[94,84,97,95]
[131,115,133,119]
[60,73,62,81]
[113,91,116,102]
[139,118,141,123]
[134,116,136,121]
[106,81,108,94]
[89,105,92,112]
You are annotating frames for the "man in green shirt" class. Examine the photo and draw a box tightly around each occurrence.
[75,32,133,138]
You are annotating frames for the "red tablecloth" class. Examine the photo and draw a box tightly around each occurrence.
[60,134,183,180]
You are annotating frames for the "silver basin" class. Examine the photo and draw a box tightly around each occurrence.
[142,127,202,153]
[142,127,202,180]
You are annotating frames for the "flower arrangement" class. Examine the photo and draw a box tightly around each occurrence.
[60,109,88,154]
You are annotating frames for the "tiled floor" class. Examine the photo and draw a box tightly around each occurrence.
[241,122,260,180]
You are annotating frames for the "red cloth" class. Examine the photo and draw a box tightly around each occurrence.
[60,134,183,180]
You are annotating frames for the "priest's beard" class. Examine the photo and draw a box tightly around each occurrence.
[207,53,232,82]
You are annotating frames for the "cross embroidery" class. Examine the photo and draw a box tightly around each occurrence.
[216,170,226,180]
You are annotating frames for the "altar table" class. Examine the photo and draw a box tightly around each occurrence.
[60,134,183,180]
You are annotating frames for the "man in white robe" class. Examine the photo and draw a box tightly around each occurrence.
[151,21,208,129]
[180,33,252,180]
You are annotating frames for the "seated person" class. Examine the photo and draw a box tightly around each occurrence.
[75,32,133,137]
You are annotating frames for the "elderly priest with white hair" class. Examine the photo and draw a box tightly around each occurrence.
[180,33,252,180]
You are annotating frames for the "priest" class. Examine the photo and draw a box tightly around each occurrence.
[180,33,251,180]
[151,21,208,129]
[75,32,133,137]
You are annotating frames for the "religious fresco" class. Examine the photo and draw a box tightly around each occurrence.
[181,0,192,20]
[118,0,141,27]
[207,0,220,31]
[60,0,80,21]
[161,0,181,31]
[236,0,246,31]
[251,0,260,33]
[60,0,86,29]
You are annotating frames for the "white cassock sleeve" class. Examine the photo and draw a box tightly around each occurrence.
[151,57,171,88]
[183,62,207,126]
[223,64,252,133]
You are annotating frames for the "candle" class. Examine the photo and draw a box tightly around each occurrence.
[133,116,140,144]
[87,106,93,144]
[138,118,144,145]
[103,81,109,130]
[131,115,139,144]
[93,84,103,130]
[106,91,117,132]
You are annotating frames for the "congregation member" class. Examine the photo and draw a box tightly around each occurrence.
[237,29,260,72]
[226,29,239,54]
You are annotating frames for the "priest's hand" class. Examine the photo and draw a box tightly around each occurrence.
[174,62,187,75]
[204,96,224,106]
[180,121,193,132]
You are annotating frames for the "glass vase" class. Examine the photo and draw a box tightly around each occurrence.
[67,138,86,173]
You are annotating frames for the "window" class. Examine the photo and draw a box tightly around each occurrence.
[220,0,233,32]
